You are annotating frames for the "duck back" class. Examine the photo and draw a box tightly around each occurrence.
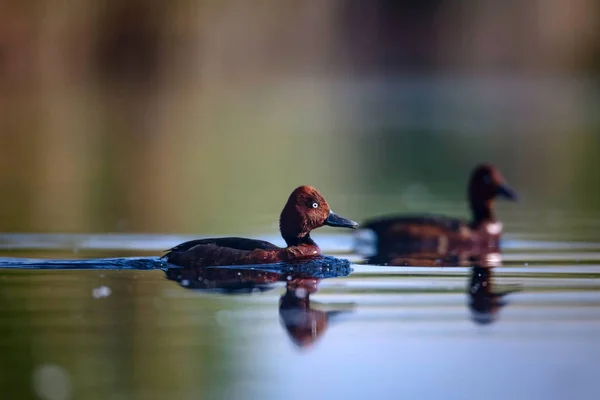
[357,213,504,264]
[357,214,478,256]
[164,237,283,267]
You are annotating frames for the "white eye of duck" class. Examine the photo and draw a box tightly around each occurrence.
[312,202,319,209]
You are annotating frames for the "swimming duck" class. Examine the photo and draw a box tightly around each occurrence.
[355,164,517,258]
[164,185,358,267]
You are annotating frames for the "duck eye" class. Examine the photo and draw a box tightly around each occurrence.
[312,202,319,209]
[483,175,491,185]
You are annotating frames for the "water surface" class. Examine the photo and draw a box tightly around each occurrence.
[1,222,599,400]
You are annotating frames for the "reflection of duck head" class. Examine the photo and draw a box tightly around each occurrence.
[279,278,350,348]
[468,263,520,325]
[163,256,355,347]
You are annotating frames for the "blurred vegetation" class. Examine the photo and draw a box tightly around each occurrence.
[0,2,599,399]
[0,0,598,236]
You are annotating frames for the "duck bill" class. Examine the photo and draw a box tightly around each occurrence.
[324,211,359,229]
[497,184,518,201]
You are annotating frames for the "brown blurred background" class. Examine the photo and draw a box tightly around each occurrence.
[1,0,599,235]
[0,3,599,399]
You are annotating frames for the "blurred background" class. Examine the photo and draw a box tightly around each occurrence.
[2,3,600,400]
[1,0,599,235]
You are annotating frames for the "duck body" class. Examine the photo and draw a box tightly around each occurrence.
[164,186,358,267]
[164,237,321,267]
[358,213,502,257]
[356,164,517,263]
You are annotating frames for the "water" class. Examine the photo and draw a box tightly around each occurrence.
[1,219,599,400]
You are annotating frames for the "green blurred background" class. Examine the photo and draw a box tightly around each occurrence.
[1,3,600,400]
[1,0,599,235]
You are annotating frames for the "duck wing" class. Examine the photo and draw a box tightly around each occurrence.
[165,237,280,253]
[358,214,472,257]
[362,214,467,236]
[163,237,282,267]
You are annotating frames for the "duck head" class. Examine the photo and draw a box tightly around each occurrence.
[468,164,518,225]
[279,186,358,246]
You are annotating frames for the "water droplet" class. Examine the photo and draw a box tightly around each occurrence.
[181,279,190,287]
[92,286,111,299]
[33,364,72,400]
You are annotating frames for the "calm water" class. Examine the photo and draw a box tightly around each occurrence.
[1,206,599,400]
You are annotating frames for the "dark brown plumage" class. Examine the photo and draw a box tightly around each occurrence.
[164,186,358,267]
[356,164,517,262]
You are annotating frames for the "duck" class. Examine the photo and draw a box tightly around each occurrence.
[355,164,517,259]
[164,185,359,267]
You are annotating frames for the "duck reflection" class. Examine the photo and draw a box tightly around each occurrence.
[164,265,281,293]
[361,246,521,325]
[366,248,503,267]
[279,278,353,348]
[468,262,521,325]
[164,256,354,347]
